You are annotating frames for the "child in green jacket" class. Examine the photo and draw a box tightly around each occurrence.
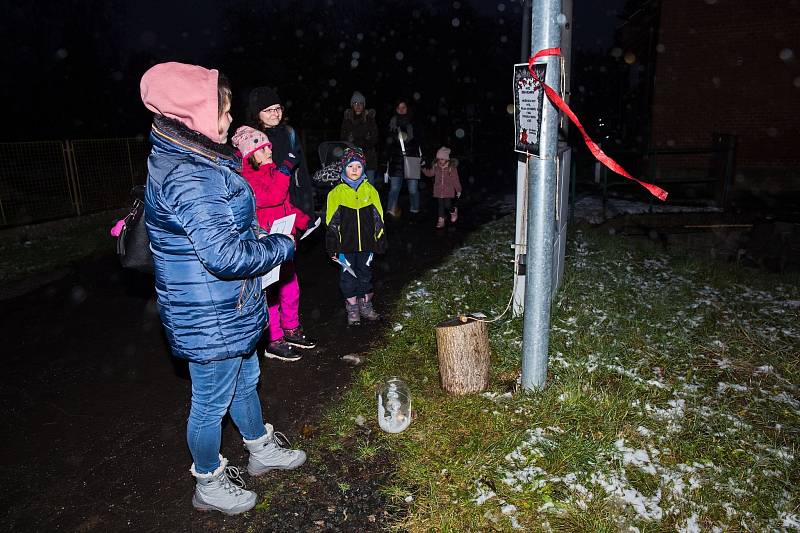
[325,148,387,325]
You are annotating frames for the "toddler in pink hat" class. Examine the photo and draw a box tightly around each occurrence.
[422,146,462,228]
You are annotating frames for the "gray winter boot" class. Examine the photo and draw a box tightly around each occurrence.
[358,293,380,321]
[345,297,361,326]
[190,455,256,515]
[243,423,307,477]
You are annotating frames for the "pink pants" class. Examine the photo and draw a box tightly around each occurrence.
[266,260,300,342]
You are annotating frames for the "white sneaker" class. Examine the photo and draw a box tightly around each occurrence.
[243,423,307,476]
[190,455,256,515]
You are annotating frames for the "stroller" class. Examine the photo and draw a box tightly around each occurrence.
[312,141,359,188]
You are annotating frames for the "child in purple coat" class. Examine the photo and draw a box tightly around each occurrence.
[422,146,462,228]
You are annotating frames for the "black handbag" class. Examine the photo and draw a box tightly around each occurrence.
[116,185,154,273]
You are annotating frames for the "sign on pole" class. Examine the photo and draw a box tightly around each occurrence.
[513,63,547,156]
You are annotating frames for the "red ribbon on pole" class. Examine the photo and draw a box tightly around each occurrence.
[528,48,668,201]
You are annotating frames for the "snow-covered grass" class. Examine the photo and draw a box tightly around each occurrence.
[322,215,800,532]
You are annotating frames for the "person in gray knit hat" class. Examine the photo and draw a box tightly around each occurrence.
[340,90,379,186]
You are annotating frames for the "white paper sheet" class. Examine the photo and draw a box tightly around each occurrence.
[332,256,357,278]
[261,214,296,289]
[299,217,322,241]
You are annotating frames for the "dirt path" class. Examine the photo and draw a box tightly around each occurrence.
[0,191,513,532]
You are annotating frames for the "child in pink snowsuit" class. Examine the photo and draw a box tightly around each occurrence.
[422,146,462,228]
[232,125,316,362]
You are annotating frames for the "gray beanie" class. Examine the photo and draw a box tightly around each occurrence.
[350,91,366,106]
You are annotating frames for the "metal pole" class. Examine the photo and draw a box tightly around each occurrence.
[560,0,573,134]
[512,157,528,317]
[513,0,534,317]
[521,0,561,391]
[520,0,531,61]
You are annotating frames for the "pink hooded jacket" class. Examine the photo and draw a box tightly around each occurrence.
[140,62,222,143]
[422,161,462,199]
[239,157,310,236]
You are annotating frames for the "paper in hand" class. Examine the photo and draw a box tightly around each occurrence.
[332,256,357,278]
[261,214,296,290]
[299,217,322,241]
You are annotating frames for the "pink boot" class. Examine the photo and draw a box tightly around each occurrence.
[436,217,445,229]
[450,207,458,223]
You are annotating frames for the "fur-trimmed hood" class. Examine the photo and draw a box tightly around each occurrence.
[151,114,238,164]
[343,108,376,122]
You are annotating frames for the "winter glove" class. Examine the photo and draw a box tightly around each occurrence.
[276,153,298,176]
[456,191,461,198]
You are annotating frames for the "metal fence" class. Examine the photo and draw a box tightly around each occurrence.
[0,126,504,228]
[588,133,737,220]
[0,137,150,227]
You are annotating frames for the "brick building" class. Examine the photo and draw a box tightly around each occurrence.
[650,0,800,201]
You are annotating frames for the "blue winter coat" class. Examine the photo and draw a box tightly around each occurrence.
[144,116,294,363]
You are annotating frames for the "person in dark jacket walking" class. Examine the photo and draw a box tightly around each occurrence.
[247,87,316,220]
[325,148,387,325]
[141,62,306,516]
[385,98,423,218]
[340,91,379,185]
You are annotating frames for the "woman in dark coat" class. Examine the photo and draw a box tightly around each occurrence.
[340,91,379,185]
[385,98,423,218]
[141,62,305,516]
[247,87,316,220]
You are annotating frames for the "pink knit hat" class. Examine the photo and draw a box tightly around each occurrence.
[231,126,272,158]
[436,146,451,161]
[140,62,222,143]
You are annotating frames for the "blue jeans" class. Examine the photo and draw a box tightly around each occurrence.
[387,176,419,213]
[365,169,377,186]
[187,351,267,473]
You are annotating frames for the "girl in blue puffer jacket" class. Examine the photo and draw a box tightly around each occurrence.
[140,62,305,516]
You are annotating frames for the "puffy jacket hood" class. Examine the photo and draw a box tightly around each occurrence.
[141,62,222,143]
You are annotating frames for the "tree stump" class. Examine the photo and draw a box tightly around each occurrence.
[435,316,491,394]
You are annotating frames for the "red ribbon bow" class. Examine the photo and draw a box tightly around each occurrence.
[528,48,668,201]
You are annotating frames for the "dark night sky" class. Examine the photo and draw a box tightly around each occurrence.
[2,0,627,144]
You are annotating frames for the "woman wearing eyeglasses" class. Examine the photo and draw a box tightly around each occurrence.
[247,87,316,222]
[246,86,318,357]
